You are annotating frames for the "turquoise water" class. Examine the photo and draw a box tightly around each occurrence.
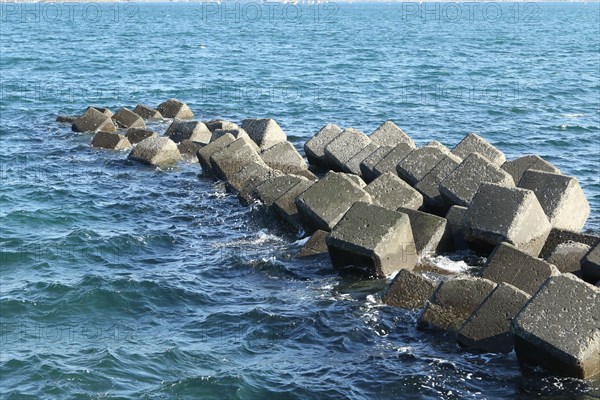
[1,2,599,398]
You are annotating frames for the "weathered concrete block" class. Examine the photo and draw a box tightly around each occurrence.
[365,172,423,211]
[157,99,194,119]
[254,175,308,206]
[128,136,181,166]
[396,142,450,185]
[241,118,287,150]
[439,153,515,207]
[539,228,600,259]
[205,119,239,132]
[211,128,251,143]
[304,123,343,169]
[56,115,78,123]
[546,242,591,274]
[177,140,202,163]
[518,170,590,231]
[133,104,163,120]
[86,106,113,117]
[382,269,437,309]
[343,173,366,188]
[481,242,559,295]
[261,141,310,176]
[166,120,212,144]
[464,183,551,256]
[297,230,329,258]
[397,207,452,257]
[324,128,372,172]
[370,120,416,148]
[126,128,158,145]
[512,274,600,378]
[371,143,414,178]
[359,146,393,183]
[72,108,116,133]
[457,283,530,353]
[445,206,468,250]
[112,108,145,129]
[272,179,313,231]
[196,133,235,174]
[415,153,462,213]
[295,171,372,233]
[451,133,505,165]
[417,276,497,333]
[210,137,267,181]
[343,143,380,176]
[326,202,419,277]
[581,243,600,284]
[91,131,131,150]
[501,155,560,184]
[226,162,280,205]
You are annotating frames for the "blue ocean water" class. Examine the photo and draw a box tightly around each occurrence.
[1,1,599,398]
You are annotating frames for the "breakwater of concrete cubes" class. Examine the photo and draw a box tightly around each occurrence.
[58,99,600,380]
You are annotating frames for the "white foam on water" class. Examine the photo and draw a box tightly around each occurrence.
[425,255,471,273]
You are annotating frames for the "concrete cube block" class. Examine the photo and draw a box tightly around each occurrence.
[359,146,393,183]
[539,228,600,259]
[295,171,372,233]
[241,118,287,150]
[133,104,163,120]
[272,179,313,231]
[445,206,468,250]
[396,142,450,185]
[177,140,202,163]
[397,207,452,257]
[518,170,590,231]
[343,143,380,176]
[196,133,235,174]
[581,243,600,284]
[112,108,145,129]
[128,136,181,166]
[342,173,366,188]
[86,106,113,117]
[457,283,530,353]
[546,242,591,274]
[297,230,329,258]
[254,175,308,206]
[205,119,239,132]
[210,137,267,181]
[91,131,131,150]
[439,153,515,207]
[481,242,560,295]
[126,128,158,145]
[414,153,462,213]
[211,128,251,143]
[56,115,78,123]
[166,120,212,144]
[370,120,416,148]
[501,154,560,184]
[464,183,552,256]
[304,123,343,169]
[261,141,310,177]
[226,162,280,205]
[324,128,372,172]
[326,202,419,277]
[451,132,505,165]
[72,108,116,133]
[417,276,497,333]
[512,274,600,378]
[371,143,414,178]
[157,99,194,119]
[382,269,437,309]
[365,172,423,211]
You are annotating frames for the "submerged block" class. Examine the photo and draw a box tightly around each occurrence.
[451,132,505,165]
[295,171,372,233]
[127,136,181,166]
[518,170,590,231]
[72,107,116,133]
[177,140,202,163]
[396,142,450,185]
[91,131,131,150]
[241,118,287,150]
[365,172,423,211]
[112,108,145,129]
[166,120,212,144]
[464,183,552,256]
[324,128,372,172]
[481,242,559,295]
[369,120,416,148]
[326,202,419,277]
[501,155,560,184]
[539,228,600,259]
[382,269,437,309]
[205,119,239,132]
[126,128,158,145]
[157,99,194,119]
[297,230,329,258]
[512,274,600,379]
[304,123,344,169]
[133,104,163,120]
[445,205,468,250]
[457,283,530,353]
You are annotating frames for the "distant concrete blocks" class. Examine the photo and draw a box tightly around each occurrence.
[304,123,343,169]
[72,107,116,133]
[481,242,559,295]
[370,120,416,148]
[451,132,505,165]
[127,136,182,166]
[241,118,287,150]
[365,172,423,211]
[439,153,514,207]
[157,99,194,119]
[205,119,239,132]
[133,104,163,120]
[126,128,158,145]
[91,131,131,150]
[512,274,600,379]
[501,154,560,184]
[296,172,372,233]
[464,183,551,256]
[326,202,419,277]
[518,170,590,231]
[324,128,372,172]
[166,120,212,144]
[383,269,437,309]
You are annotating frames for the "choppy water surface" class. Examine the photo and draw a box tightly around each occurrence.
[1,2,599,398]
